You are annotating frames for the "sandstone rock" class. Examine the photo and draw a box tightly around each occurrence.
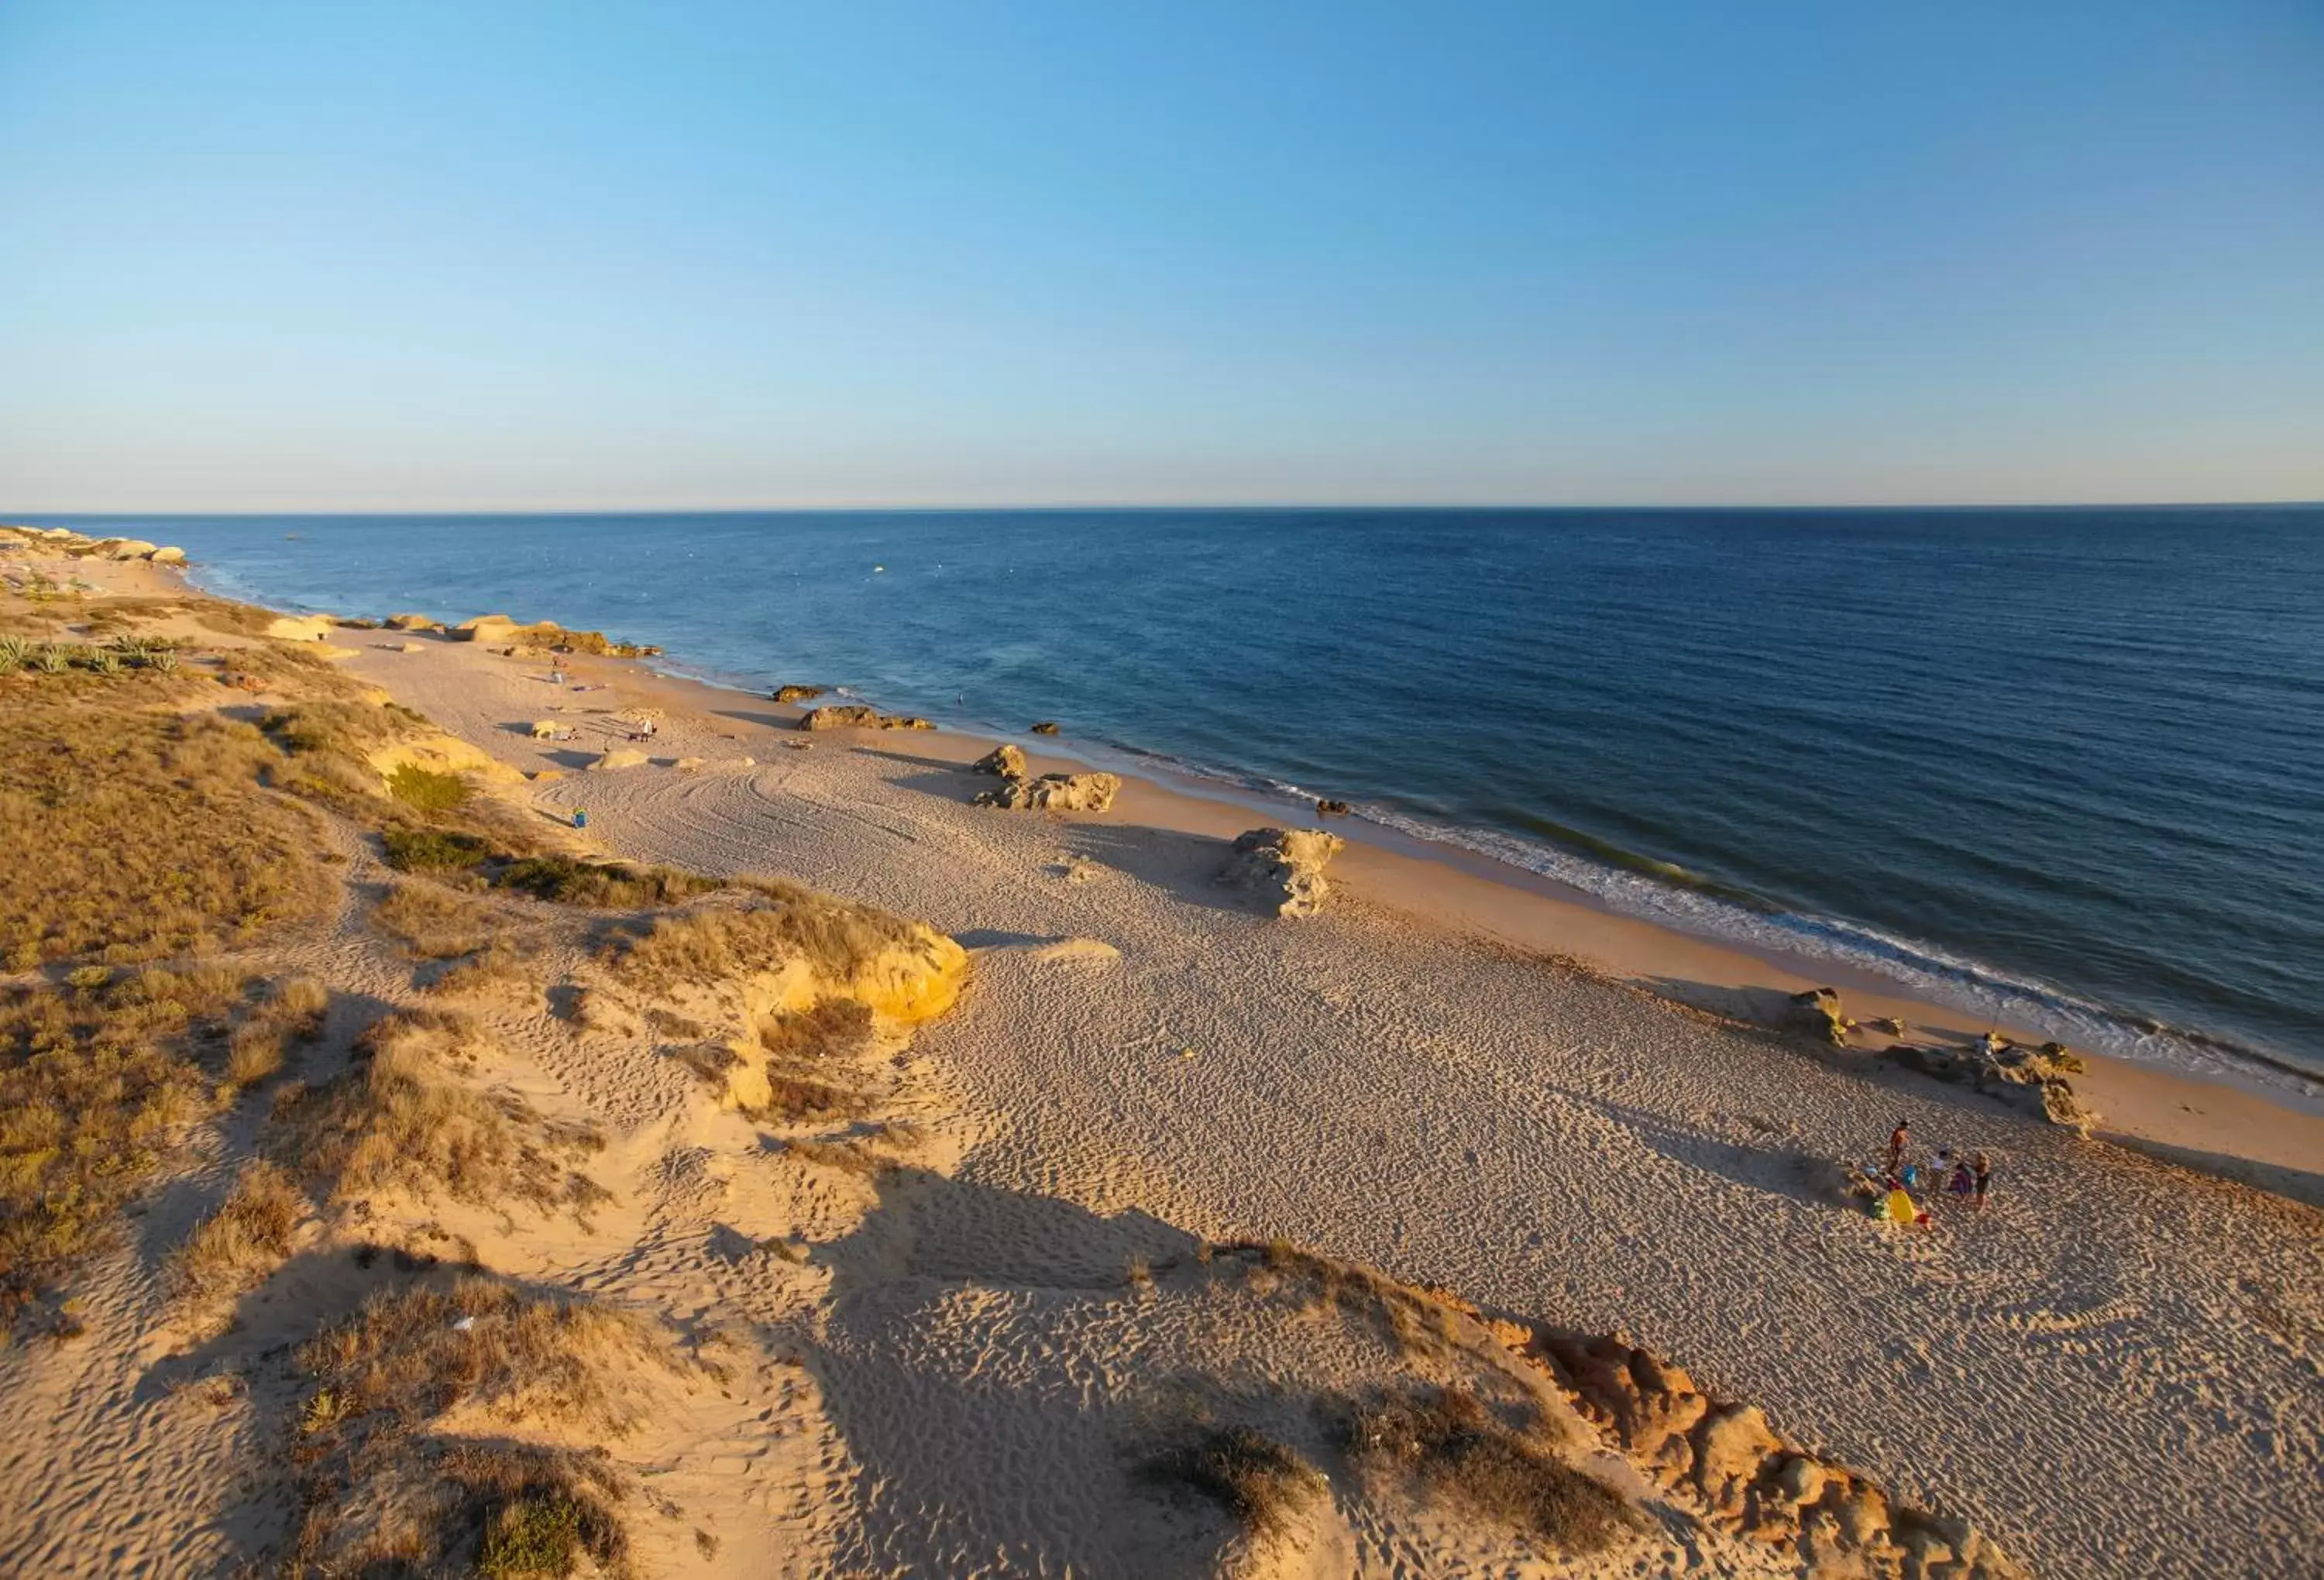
[385,613,440,630]
[1315,799,1351,816]
[530,720,566,739]
[101,538,159,560]
[150,545,187,565]
[264,613,336,642]
[1218,827,1344,918]
[586,748,648,771]
[772,684,825,702]
[1868,1016,1909,1037]
[975,771,1122,812]
[451,614,653,657]
[1787,986,1851,1044]
[971,744,1026,777]
[674,757,705,771]
[885,715,934,730]
[1030,720,1060,734]
[529,769,563,783]
[1692,1403,1783,1520]
[801,704,882,730]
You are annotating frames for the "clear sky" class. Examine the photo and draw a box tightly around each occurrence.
[2,1,2319,510]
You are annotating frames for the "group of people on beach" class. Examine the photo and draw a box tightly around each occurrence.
[1879,1120,1992,1228]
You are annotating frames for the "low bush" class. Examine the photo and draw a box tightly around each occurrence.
[168,1159,304,1307]
[382,828,494,875]
[387,762,473,812]
[1147,1425,1322,1541]
[277,1011,602,1214]
[0,967,250,1321]
[288,1279,646,1577]
[371,881,493,959]
[1334,1386,1638,1554]
[492,854,714,908]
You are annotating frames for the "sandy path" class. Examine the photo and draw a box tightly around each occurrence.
[349,635,2324,1580]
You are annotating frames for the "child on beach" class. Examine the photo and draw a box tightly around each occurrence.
[1972,1152,1993,1210]
[573,807,588,830]
[1886,1120,1910,1176]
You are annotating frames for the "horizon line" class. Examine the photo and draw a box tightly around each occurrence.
[11,498,2324,520]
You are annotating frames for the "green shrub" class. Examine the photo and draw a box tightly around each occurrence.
[382,829,493,874]
[493,855,713,908]
[387,762,472,812]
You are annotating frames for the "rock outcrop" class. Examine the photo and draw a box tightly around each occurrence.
[264,614,338,642]
[773,685,825,702]
[800,705,882,731]
[586,748,649,772]
[150,545,187,565]
[1315,799,1351,816]
[1218,827,1344,917]
[974,772,1121,812]
[799,705,933,732]
[970,744,1026,778]
[451,614,658,657]
[1891,1036,2095,1134]
[1030,720,1061,735]
[1787,987,1852,1045]
[384,613,441,631]
[1526,1326,2025,1580]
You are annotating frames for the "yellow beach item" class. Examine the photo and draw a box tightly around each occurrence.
[1886,1188,1917,1224]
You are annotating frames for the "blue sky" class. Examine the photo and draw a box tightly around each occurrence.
[2,1,2319,509]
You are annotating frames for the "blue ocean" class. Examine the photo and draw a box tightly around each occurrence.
[41,507,2324,1088]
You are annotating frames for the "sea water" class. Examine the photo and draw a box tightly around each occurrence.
[40,506,2323,1091]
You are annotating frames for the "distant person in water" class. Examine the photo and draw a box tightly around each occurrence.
[1973,1152,1993,1211]
[1886,1120,1910,1176]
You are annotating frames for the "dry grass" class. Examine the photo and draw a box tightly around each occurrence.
[606,893,922,992]
[1334,1386,1638,1555]
[748,999,878,1121]
[287,1276,650,1578]
[371,880,494,959]
[387,761,472,812]
[0,966,249,1320]
[0,702,329,969]
[225,974,329,1087]
[168,1159,304,1307]
[277,1011,604,1216]
[1147,1425,1323,1541]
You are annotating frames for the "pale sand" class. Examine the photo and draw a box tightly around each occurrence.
[324,626,2322,1578]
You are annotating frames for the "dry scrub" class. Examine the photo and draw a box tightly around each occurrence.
[168,1159,304,1308]
[0,703,328,969]
[1336,1386,1638,1555]
[371,881,495,960]
[277,1011,605,1218]
[0,967,249,1320]
[605,891,923,991]
[1146,1425,1323,1542]
[287,1276,652,1577]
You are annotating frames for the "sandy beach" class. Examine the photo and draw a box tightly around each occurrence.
[3,543,2319,1579]
[346,610,2323,1575]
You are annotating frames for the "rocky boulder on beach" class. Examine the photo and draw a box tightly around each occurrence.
[970,744,1026,778]
[800,704,883,730]
[773,684,826,702]
[1787,987,1852,1045]
[1030,720,1061,735]
[974,771,1121,812]
[1217,826,1345,917]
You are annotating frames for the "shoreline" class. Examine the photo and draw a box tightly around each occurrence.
[244,584,2322,1204]
[187,551,2324,1108]
[180,564,2324,1180]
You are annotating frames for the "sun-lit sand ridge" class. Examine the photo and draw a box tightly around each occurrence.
[1,527,2319,1579]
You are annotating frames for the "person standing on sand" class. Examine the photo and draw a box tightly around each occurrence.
[573,806,588,830]
[1887,1120,1910,1176]
[1973,1152,1993,1211]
